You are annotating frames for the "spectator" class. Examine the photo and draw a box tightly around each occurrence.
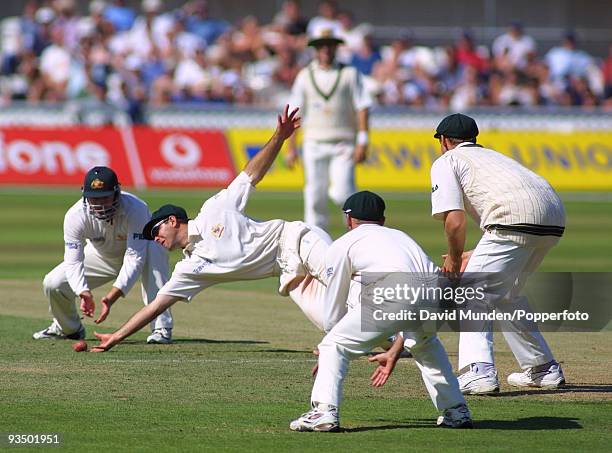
[52,0,80,52]
[273,0,309,36]
[174,44,213,101]
[183,0,229,46]
[455,31,489,75]
[32,6,56,56]
[306,0,342,38]
[39,27,72,101]
[351,33,381,76]
[603,44,612,100]
[492,21,536,69]
[545,33,593,83]
[19,1,40,55]
[231,15,269,63]
[104,0,136,33]
[128,0,176,60]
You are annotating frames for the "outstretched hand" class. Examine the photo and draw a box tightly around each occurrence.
[90,332,117,353]
[368,350,399,387]
[276,105,300,141]
[94,297,113,324]
[79,291,95,318]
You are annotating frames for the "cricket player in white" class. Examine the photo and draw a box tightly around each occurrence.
[290,191,472,432]
[286,26,372,231]
[33,166,173,344]
[92,106,331,352]
[430,113,566,394]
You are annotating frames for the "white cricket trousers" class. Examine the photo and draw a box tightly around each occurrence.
[303,140,356,230]
[458,232,557,370]
[288,225,332,331]
[42,241,173,335]
[311,307,466,411]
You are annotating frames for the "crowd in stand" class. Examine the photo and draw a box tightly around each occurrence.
[0,0,610,122]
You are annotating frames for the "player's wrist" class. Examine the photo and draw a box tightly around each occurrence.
[356,130,369,146]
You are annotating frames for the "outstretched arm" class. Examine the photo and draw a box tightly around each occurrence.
[91,294,179,352]
[244,105,300,186]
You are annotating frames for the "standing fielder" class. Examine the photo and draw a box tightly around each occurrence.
[33,166,174,344]
[430,113,566,393]
[290,191,472,432]
[286,26,372,231]
[92,106,332,352]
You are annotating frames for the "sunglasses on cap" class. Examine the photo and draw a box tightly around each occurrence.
[150,217,170,238]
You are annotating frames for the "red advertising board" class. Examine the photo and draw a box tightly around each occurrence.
[132,127,235,187]
[0,127,134,186]
[0,126,236,189]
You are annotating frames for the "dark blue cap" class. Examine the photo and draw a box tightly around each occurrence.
[142,204,189,240]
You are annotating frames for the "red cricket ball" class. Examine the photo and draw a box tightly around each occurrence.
[72,340,88,352]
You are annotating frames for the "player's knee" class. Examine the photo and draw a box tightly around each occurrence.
[42,272,61,295]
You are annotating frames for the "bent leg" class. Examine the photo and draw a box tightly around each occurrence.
[404,331,466,411]
[43,263,83,335]
[142,241,173,331]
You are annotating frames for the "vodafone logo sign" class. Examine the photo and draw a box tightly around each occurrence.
[160,134,202,168]
[141,129,235,186]
[0,133,110,175]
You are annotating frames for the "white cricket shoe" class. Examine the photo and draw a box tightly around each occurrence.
[507,361,565,388]
[33,320,85,340]
[290,403,339,432]
[458,363,500,395]
[437,404,474,429]
[146,328,172,344]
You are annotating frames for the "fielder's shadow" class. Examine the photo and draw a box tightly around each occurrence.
[488,384,612,397]
[342,416,582,432]
[250,348,315,354]
[171,338,269,345]
[475,417,582,430]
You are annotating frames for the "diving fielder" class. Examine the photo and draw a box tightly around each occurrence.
[92,106,330,352]
[33,166,174,344]
[430,113,566,393]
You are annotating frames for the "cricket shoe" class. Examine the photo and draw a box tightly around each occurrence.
[437,404,474,429]
[146,328,173,344]
[458,363,500,395]
[507,361,565,388]
[290,403,339,432]
[33,320,85,340]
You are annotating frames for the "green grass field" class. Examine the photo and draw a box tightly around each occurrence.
[1,189,611,452]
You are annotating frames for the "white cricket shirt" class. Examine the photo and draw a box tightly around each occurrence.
[63,192,151,296]
[323,224,438,332]
[159,172,285,300]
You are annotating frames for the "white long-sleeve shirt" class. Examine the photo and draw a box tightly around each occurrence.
[183,172,284,279]
[63,192,151,296]
[322,224,438,332]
